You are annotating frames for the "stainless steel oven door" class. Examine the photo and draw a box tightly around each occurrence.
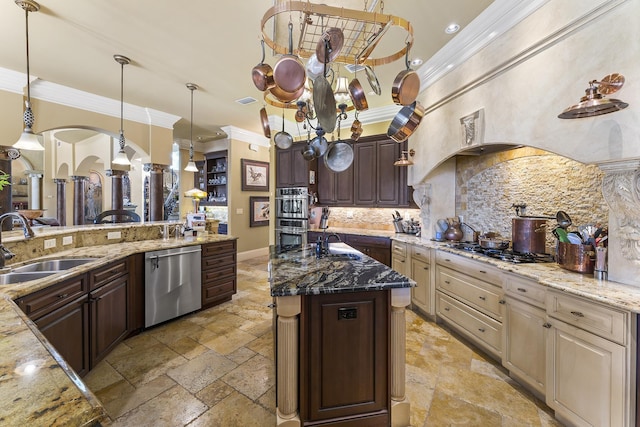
[275,195,308,219]
[275,227,307,247]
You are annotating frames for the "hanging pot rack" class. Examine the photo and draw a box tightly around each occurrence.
[260,1,413,67]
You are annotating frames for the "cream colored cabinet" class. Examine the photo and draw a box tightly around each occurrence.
[410,245,433,316]
[391,241,408,276]
[435,251,504,360]
[546,290,634,427]
[503,274,547,398]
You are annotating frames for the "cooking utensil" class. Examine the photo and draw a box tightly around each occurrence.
[348,57,368,111]
[268,83,305,103]
[309,128,328,157]
[259,107,271,138]
[315,27,344,63]
[273,23,306,94]
[313,40,337,133]
[567,233,583,244]
[350,110,362,141]
[364,65,381,96]
[387,101,425,142]
[556,211,572,229]
[391,42,420,106]
[512,218,547,253]
[324,139,354,173]
[554,227,570,243]
[273,109,293,149]
[478,236,510,250]
[251,39,275,92]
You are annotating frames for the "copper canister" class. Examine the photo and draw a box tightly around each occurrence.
[512,218,547,253]
[557,242,595,274]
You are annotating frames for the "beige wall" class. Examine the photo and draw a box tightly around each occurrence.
[228,141,271,254]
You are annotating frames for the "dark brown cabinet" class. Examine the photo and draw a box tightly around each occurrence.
[276,143,311,188]
[195,150,228,206]
[301,290,389,425]
[317,135,409,207]
[308,231,391,267]
[201,240,237,308]
[89,259,131,366]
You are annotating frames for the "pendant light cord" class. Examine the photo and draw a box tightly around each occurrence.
[190,85,194,158]
[120,61,124,136]
[24,6,31,104]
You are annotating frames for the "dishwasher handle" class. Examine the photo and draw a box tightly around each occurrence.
[150,248,202,259]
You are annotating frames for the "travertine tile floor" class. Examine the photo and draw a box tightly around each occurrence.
[84,255,563,426]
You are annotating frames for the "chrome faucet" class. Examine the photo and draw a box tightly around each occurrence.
[0,212,36,268]
[323,232,342,252]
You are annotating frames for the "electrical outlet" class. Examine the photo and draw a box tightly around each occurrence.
[236,208,243,215]
[62,236,73,245]
[107,231,122,240]
[346,210,354,219]
[44,239,56,249]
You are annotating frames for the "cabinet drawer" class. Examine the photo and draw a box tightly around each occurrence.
[202,240,236,257]
[203,278,236,304]
[17,274,87,319]
[202,264,236,283]
[391,241,407,258]
[546,290,628,345]
[436,251,503,285]
[437,291,502,356]
[90,259,128,290]
[202,252,236,271]
[410,245,430,263]
[436,266,504,320]
[504,274,546,308]
[345,234,390,249]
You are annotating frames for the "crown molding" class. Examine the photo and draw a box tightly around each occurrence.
[220,125,270,147]
[0,67,33,94]
[418,0,550,89]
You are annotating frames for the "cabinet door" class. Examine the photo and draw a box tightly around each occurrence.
[354,142,376,205]
[391,253,407,276]
[546,319,627,427]
[503,297,546,396]
[276,148,293,188]
[302,291,389,423]
[90,274,130,366]
[291,148,309,187]
[376,140,402,206]
[317,158,337,204]
[411,256,431,314]
[345,235,390,266]
[34,295,90,377]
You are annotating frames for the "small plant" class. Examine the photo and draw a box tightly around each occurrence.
[0,170,11,191]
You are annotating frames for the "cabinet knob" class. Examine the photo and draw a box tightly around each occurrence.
[478,328,485,333]
[444,307,450,311]
[570,311,585,318]
[516,287,527,293]
[498,299,506,305]
[543,322,552,329]
[58,293,68,299]
[478,296,486,301]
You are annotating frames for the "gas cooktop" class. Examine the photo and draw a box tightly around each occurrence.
[446,242,555,264]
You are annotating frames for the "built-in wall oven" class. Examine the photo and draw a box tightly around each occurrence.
[275,187,308,247]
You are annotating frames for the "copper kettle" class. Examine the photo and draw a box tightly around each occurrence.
[444,217,463,241]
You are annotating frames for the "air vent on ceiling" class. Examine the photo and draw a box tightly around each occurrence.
[344,64,366,74]
[236,97,257,105]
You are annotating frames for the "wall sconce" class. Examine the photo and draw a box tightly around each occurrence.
[558,73,628,119]
[394,149,415,166]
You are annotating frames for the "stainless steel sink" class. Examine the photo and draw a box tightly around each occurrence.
[11,258,97,273]
[0,271,57,285]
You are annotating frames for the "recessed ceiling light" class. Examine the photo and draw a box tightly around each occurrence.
[410,58,423,67]
[446,64,454,69]
[488,31,498,39]
[445,23,460,34]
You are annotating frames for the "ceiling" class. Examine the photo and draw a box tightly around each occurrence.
[0,0,494,146]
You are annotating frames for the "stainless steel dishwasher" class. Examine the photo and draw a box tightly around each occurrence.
[145,245,202,327]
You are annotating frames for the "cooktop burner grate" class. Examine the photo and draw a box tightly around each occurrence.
[446,242,554,263]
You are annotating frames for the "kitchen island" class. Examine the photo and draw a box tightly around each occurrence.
[270,243,414,427]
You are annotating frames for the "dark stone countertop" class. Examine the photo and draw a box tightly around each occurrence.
[269,242,414,297]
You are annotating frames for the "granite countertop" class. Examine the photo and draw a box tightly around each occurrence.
[308,226,398,238]
[391,234,640,314]
[269,242,414,297]
[0,232,237,426]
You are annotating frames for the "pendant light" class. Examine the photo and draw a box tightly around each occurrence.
[14,0,44,151]
[184,83,199,172]
[112,54,131,165]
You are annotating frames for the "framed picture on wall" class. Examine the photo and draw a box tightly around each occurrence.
[241,159,269,192]
[249,196,270,227]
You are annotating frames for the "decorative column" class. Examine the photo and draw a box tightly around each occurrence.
[390,287,411,427]
[26,170,43,209]
[598,160,640,286]
[54,179,67,226]
[275,295,301,427]
[144,163,167,221]
[71,175,88,225]
[106,169,127,211]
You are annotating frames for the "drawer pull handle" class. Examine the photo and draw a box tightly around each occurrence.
[570,311,585,318]
[423,266,429,270]
[478,328,485,333]
[444,307,450,311]
[516,287,527,293]
[543,322,552,329]
[478,296,486,301]
[499,299,506,304]
[444,280,450,284]
[445,258,451,262]
[58,293,68,299]
[479,270,487,274]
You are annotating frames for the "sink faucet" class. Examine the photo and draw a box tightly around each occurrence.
[323,232,342,252]
[0,212,36,268]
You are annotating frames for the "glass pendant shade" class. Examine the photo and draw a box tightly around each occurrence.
[184,159,199,172]
[112,131,131,165]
